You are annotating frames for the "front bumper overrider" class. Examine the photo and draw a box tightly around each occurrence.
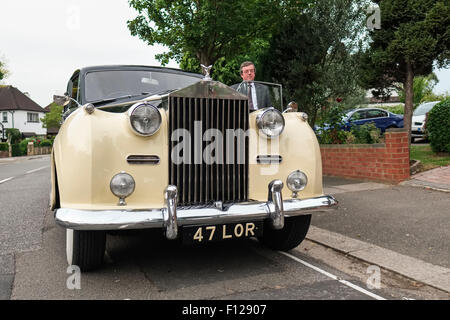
[55,180,338,239]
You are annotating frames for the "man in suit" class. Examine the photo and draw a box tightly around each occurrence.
[231,61,272,111]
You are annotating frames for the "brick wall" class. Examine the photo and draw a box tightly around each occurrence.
[320,129,410,183]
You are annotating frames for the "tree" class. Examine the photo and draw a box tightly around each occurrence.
[359,0,450,143]
[398,73,439,107]
[127,0,312,79]
[0,60,9,81]
[40,103,63,129]
[258,0,370,125]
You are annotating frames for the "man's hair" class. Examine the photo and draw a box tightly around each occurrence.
[239,61,255,74]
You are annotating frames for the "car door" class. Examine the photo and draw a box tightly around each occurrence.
[348,110,368,129]
[365,109,389,131]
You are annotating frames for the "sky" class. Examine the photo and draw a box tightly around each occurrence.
[0,0,178,107]
[1,0,449,108]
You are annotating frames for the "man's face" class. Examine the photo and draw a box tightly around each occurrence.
[240,64,256,81]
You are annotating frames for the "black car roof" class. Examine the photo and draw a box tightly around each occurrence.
[77,65,203,79]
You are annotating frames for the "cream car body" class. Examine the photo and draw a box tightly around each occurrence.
[51,65,337,271]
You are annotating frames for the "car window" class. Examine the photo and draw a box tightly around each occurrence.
[84,70,201,102]
[350,110,366,120]
[366,109,387,118]
[413,102,438,116]
[66,71,80,109]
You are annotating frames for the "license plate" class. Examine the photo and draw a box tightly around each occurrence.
[182,221,263,244]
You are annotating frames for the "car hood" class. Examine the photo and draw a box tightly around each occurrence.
[412,115,426,122]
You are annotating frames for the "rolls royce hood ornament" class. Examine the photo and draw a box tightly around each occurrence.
[201,64,212,81]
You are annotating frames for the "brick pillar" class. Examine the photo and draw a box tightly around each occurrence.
[384,129,410,182]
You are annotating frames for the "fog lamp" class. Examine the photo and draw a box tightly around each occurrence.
[110,172,135,205]
[287,170,308,196]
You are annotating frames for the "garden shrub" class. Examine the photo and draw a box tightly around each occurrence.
[0,142,8,152]
[39,139,52,147]
[427,99,450,153]
[6,128,21,144]
[349,122,382,144]
[11,144,22,157]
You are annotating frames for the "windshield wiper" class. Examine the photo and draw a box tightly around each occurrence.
[151,88,179,96]
[90,92,152,104]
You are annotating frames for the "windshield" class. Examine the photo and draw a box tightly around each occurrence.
[84,70,201,102]
[413,102,439,116]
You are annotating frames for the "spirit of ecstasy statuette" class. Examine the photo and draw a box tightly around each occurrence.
[201,64,212,81]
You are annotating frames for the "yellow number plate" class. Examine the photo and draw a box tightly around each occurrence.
[182,221,263,244]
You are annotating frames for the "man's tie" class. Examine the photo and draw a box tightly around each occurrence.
[247,82,254,110]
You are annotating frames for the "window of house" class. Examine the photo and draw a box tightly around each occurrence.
[2,112,7,123]
[27,112,39,123]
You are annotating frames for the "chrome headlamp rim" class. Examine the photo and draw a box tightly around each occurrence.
[128,102,162,136]
[256,107,285,138]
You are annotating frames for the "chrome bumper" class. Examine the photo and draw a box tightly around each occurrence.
[55,180,338,239]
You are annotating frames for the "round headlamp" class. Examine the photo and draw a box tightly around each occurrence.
[287,170,308,192]
[110,172,135,205]
[256,108,285,138]
[129,103,161,136]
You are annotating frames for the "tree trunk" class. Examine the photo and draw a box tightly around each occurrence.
[404,62,414,148]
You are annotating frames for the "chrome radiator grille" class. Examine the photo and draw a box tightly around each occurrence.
[168,96,249,206]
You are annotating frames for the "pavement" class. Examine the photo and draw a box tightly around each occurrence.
[310,167,450,294]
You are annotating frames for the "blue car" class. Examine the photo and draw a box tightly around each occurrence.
[315,107,404,133]
[343,108,404,133]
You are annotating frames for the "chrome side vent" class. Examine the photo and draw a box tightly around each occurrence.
[127,155,160,165]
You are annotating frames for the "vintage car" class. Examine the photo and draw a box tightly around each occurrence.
[51,65,337,271]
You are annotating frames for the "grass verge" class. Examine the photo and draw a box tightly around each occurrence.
[410,145,450,172]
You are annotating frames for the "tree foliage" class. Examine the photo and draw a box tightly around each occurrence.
[258,0,370,125]
[127,0,312,80]
[359,0,450,141]
[0,60,9,81]
[398,73,439,107]
[40,103,63,129]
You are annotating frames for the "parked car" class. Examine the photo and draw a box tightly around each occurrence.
[51,65,337,271]
[342,108,404,133]
[411,101,440,142]
[315,107,404,135]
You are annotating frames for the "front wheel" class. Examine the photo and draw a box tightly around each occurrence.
[66,229,106,271]
[259,215,311,251]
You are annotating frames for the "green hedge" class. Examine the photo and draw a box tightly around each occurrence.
[5,128,21,144]
[39,139,53,147]
[11,144,23,157]
[427,99,450,153]
[0,142,8,152]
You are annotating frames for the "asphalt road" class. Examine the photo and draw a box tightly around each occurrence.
[0,155,447,301]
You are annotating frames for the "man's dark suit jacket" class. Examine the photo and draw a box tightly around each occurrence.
[230,82,272,110]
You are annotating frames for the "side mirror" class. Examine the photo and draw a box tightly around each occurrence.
[53,95,70,107]
[53,95,81,108]
[283,101,298,113]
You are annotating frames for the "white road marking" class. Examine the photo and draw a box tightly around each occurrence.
[0,177,14,184]
[0,166,49,185]
[279,251,387,300]
[26,166,49,174]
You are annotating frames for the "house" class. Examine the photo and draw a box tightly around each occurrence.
[0,85,48,139]
[365,88,403,107]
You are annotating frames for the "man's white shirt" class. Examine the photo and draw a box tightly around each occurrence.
[249,82,258,110]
